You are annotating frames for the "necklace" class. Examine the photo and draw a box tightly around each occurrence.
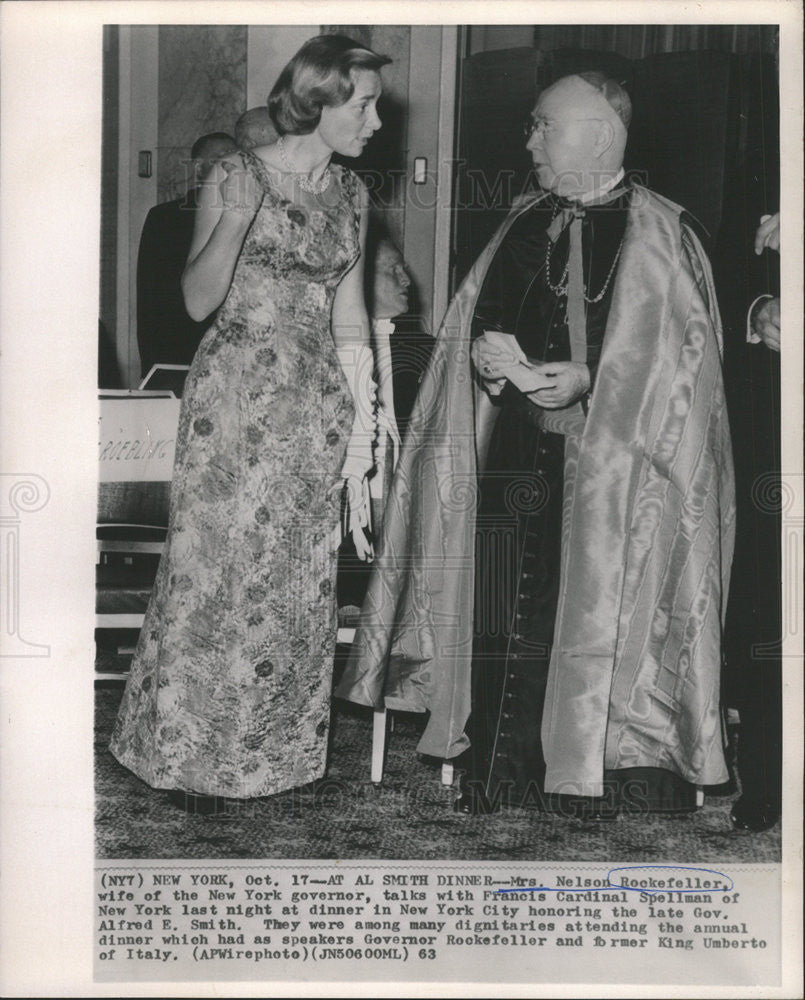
[277,135,331,195]
[544,202,624,304]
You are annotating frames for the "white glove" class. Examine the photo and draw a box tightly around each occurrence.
[337,341,377,477]
[343,473,374,562]
[377,403,401,472]
[335,341,377,561]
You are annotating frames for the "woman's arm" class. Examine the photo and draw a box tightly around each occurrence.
[331,178,376,560]
[331,177,375,449]
[331,176,372,355]
[182,155,262,321]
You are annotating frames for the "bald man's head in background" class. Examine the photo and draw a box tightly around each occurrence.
[191,132,237,183]
[235,107,278,150]
[368,235,412,320]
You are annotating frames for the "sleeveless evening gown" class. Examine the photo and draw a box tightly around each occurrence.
[110,153,361,797]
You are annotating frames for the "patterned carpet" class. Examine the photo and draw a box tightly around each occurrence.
[95,656,781,863]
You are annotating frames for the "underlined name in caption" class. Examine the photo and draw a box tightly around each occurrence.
[94,862,780,985]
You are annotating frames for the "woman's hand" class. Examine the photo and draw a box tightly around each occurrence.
[329,475,374,562]
[345,474,374,562]
[219,158,263,219]
[182,156,262,321]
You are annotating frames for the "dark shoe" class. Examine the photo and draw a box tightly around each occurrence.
[730,796,780,832]
[453,788,500,816]
[168,789,232,816]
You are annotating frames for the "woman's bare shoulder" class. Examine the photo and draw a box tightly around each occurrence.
[247,142,281,170]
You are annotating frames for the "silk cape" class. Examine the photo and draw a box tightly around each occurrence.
[335,185,734,796]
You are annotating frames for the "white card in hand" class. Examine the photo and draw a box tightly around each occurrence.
[483,330,554,393]
[505,363,555,393]
[483,330,528,365]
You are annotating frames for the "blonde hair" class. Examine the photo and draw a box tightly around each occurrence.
[268,34,391,136]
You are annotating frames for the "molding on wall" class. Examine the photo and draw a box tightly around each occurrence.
[404,27,443,336]
[116,26,158,388]
[433,26,459,337]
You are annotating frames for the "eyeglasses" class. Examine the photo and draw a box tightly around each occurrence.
[523,115,604,140]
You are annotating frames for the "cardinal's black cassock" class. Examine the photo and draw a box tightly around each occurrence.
[336,182,735,815]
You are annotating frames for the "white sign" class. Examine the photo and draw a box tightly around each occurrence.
[98,393,181,483]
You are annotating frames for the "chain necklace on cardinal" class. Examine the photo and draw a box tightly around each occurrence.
[544,201,625,304]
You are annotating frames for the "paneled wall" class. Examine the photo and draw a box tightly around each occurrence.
[157,26,248,202]
[106,25,454,385]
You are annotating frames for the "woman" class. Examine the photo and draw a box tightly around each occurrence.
[110,35,390,810]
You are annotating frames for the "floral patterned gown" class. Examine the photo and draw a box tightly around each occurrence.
[109,153,360,797]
